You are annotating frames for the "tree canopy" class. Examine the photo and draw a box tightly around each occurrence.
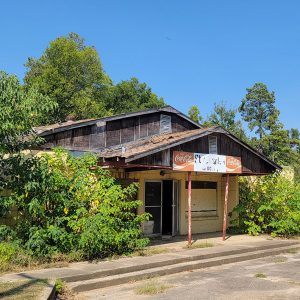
[239,83,279,140]
[24,33,112,123]
[188,105,203,124]
[107,77,165,114]
[0,71,56,154]
[24,33,165,123]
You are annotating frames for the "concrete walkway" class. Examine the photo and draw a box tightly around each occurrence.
[81,251,300,300]
[0,234,298,283]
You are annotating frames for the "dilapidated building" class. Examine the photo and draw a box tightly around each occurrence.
[35,106,280,241]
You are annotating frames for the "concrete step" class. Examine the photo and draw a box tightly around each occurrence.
[68,242,300,293]
[62,241,297,283]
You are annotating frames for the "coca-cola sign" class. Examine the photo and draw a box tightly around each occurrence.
[173,151,242,174]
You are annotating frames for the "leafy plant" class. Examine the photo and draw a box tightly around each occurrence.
[231,172,300,237]
[0,149,149,259]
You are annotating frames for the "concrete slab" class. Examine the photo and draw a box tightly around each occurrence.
[0,234,297,284]
[80,252,300,300]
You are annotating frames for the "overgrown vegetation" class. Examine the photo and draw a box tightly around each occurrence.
[230,172,300,237]
[0,71,149,269]
[0,149,149,266]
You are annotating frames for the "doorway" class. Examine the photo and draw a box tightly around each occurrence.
[162,180,173,235]
[144,180,179,236]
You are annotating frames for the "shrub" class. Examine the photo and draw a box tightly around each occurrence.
[0,149,149,259]
[231,172,300,237]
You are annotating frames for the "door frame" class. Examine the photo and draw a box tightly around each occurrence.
[144,180,163,235]
[172,180,180,236]
[144,179,179,236]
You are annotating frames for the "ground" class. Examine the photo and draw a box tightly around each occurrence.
[0,279,50,300]
[79,252,300,300]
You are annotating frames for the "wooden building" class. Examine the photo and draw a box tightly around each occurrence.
[35,106,281,241]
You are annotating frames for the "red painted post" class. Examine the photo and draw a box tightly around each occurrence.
[187,171,192,246]
[222,174,230,241]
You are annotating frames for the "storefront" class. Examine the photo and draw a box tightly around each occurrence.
[35,106,281,242]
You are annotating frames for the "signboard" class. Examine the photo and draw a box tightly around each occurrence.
[173,151,242,174]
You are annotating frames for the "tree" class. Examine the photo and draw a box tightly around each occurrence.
[0,71,56,154]
[239,83,279,140]
[24,33,112,123]
[239,83,299,167]
[289,128,300,153]
[107,77,165,114]
[204,102,247,141]
[188,105,203,124]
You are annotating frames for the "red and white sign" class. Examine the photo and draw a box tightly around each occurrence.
[173,151,242,174]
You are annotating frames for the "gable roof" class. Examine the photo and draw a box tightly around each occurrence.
[34,105,201,136]
[98,126,281,171]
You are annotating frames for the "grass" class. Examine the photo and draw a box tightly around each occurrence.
[255,273,267,278]
[135,280,173,295]
[0,246,84,275]
[270,256,288,263]
[0,279,49,300]
[184,241,215,250]
[131,247,170,257]
[0,258,70,275]
[287,248,299,254]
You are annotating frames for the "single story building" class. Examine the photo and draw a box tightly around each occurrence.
[34,106,281,242]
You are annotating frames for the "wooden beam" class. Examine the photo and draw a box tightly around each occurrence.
[222,174,230,241]
[187,171,192,246]
[98,161,172,170]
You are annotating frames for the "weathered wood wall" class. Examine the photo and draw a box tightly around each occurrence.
[41,112,197,150]
[131,133,276,174]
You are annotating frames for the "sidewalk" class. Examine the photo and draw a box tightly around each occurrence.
[0,233,298,283]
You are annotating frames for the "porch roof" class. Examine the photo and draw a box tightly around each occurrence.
[98,126,281,172]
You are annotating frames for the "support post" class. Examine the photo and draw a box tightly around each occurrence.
[222,174,230,241]
[187,171,192,246]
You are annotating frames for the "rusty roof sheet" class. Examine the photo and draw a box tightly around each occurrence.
[99,127,218,159]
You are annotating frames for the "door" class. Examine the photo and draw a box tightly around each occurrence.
[144,181,162,234]
[172,180,179,236]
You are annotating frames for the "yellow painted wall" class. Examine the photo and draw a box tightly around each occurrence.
[126,170,239,235]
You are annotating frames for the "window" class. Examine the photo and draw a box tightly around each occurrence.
[208,136,218,154]
[185,181,217,217]
[160,114,172,133]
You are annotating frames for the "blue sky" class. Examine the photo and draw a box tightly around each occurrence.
[1,0,299,130]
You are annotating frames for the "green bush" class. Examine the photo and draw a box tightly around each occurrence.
[0,149,149,260]
[231,172,300,237]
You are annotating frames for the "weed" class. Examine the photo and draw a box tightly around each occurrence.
[270,256,288,263]
[287,248,298,254]
[184,241,215,249]
[135,281,173,295]
[255,273,267,278]
[133,247,169,256]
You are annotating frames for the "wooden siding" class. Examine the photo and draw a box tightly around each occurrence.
[172,114,197,133]
[130,133,276,174]
[40,112,197,150]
